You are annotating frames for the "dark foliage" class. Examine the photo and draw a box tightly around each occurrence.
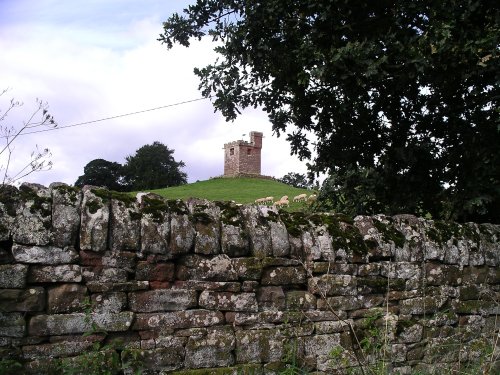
[160,0,499,223]
[75,159,128,191]
[278,172,313,189]
[124,142,187,191]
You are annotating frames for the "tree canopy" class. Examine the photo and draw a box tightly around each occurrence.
[160,0,499,223]
[74,159,127,191]
[278,172,314,190]
[75,142,187,191]
[124,142,187,191]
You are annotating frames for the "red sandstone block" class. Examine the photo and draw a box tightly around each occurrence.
[150,281,171,289]
[79,250,103,266]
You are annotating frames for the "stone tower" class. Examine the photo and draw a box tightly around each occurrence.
[223,131,263,177]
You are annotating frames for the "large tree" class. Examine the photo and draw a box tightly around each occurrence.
[160,0,499,222]
[74,159,127,191]
[124,141,187,190]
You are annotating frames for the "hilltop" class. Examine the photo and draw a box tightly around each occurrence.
[147,177,316,209]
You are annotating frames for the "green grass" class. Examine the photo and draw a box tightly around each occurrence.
[146,177,316,210]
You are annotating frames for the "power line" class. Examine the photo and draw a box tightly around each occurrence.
[4,96,211,137]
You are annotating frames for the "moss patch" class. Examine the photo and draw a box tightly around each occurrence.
[0,185,19,217]
[215,201,242,227]
[18,185,51,217]
[141,195,168,223]
[92,189,135,207]
[373,218,406,248]
[280,211,311,237]
[53,184,80,204]
[170,364,262,375]
[167,199,189,215]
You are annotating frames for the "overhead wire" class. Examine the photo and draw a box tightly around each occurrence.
[2,96,211,138]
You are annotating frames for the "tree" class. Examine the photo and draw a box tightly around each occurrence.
[160,1,499,223]
[74,159,127,191]
[278,172,313,189]
[124,142,187,191]
[1,89,56,187]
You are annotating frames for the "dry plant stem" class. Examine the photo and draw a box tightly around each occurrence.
[382,261,391,370]
[0,94,56,185]
[299,259,369,375]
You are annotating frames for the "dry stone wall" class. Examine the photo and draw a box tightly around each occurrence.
[0,182,499,374]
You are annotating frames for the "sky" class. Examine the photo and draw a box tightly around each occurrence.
[0,0,312,188]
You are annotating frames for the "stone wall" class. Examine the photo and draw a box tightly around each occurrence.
[0,182,499,374]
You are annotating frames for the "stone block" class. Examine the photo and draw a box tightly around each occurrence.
[240,205,273,258]
[0,287,45,312]
[82,266,128,283]
[50,183,82,248]
[109,197,141,251]
[308,274,357,296]
[28,264,82,283]
[0,185,19,241]
[285,291,317,310]
[86,280,149,293]
[91,292,127,314]
[122,346,184,372]
[0,312,26,337]
[12,244,78,264]
[184,326,235,368]
[129,289,198,312]
[172,280,241,292]
[256,286,285,311]
[235,329,284,363]
[189,199,221,255]
[12,183,52,246]
[136,261,175,281]
[22,338,96,359]
[29,312,134,336]
[228,311,289,326]
[400,296,447,315]
[261,266,307,285]
[0,264,28,288]
[221,222,250,257]
[380,262,421,280]
[315,320,352,334]
[176,254,238,281]
[47,284,88,314]
[198,291,258,312]
[453,300,499,315]
[356,276,406,294]
[304,333,340,357]
[139,193,170,255]
[79,250,136,271]
[169,211,195,256]
[317,296,363,311]
[397,321,423,343]
[269,221,290,257]
[232,257,263,280]
[132,310,224,330]
[425,263,461,286]
[79,186,110,252]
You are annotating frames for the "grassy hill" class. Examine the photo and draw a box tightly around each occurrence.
[147,177,316,210]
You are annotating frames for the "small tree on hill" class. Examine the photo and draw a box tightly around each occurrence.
[74,159,128,191]
[278,172,313,189]
[124,142,187,191]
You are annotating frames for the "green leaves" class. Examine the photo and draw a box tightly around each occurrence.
[161,0,500,223]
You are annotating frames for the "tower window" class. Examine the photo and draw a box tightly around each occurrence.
[247,148,252,155]
[230,148,234,155]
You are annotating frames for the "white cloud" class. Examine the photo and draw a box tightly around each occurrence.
[0,0,313,188]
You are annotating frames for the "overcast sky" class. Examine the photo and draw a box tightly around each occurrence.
[0,0,311,188]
